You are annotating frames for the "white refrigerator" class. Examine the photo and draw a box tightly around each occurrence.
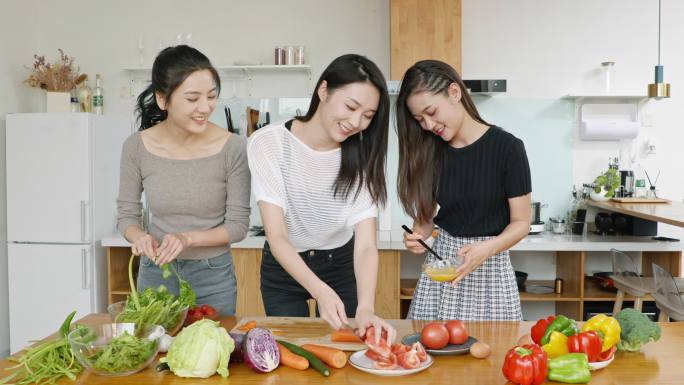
[6,113,130,353]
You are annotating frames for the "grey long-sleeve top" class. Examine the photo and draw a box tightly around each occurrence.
[116,132,251,260]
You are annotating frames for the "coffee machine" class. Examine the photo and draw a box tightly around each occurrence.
[529,202,546,234]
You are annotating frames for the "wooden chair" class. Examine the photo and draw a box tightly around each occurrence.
[652,263,684,321]
[610,248,650,315]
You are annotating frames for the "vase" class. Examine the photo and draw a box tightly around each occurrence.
[45,91,71,113]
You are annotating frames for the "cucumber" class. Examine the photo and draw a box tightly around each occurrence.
[276,340,330,377]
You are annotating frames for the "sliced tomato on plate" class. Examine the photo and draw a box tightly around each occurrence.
[391,343,411,355]
[364,326,391,358]
[365,349,381,361]
[397,349,421,369]
[372,352,398,370]
[411,342,428,363]
[596,346,617,362]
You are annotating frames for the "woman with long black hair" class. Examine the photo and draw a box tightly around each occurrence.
[397,60,531,320]
[117,45,250,316]
[248,54,395,341]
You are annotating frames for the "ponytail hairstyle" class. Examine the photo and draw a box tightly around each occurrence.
[136,45,221,131]
[298,54,389,207]
[396,60,489,224]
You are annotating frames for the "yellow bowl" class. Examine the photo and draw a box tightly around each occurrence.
[422,257,464,283]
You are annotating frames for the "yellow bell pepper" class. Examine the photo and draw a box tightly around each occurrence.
[542,331,569,358]
[581,314,621,352]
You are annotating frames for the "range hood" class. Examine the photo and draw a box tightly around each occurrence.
[387,79,506,96]
[463,79,506,94]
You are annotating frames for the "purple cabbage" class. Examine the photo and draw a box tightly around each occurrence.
[229,332,245,363]
[242,327,280,373]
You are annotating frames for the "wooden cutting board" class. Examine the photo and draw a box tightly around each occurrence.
[610,197,671,203]
[230,317,367,351]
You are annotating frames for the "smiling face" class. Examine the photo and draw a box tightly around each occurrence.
[316,81,380,143]
[155,69,218,134]
[406,83,465,143]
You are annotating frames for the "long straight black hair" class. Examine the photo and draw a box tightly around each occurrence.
[396,60,489,224]
[297,54,389,207]
[136,45,221,131]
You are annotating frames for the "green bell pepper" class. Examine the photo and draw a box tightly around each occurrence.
[540,315,578,345]
[548,353,591,384]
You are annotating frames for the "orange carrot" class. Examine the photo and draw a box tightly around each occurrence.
[277,342,309,370]
[331,328,363,343]
[237,320,257,332]
[301,344,348,369]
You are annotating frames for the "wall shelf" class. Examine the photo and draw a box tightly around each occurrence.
[123,65,312,97]
[563,94,648,101]
[563,94,649,140]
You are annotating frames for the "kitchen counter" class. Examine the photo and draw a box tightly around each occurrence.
[101,230,683,252]
[2,314,681,385]
[587,199,684,228]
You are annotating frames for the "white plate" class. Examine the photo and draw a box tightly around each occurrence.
[349,349,433,376]
[588,355,614,371]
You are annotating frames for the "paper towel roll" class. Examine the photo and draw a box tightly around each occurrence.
[580,120,639,141]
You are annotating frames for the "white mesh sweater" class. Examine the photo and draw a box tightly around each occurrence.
[247,121,377,252]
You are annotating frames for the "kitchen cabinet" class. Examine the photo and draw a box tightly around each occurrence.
[401,250,681,321]
[104,232,680,322]
[390,0,462,79]
[107,245,401,319]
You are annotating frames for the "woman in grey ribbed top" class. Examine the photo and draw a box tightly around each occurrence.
[117,132,250,261]
[116,45,250,316]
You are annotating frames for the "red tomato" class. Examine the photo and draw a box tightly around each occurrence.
[420,322,450,350]
[412,342,428,362]
[372,352,398,370]
[203,305,217,317]
[445,320,469,345]
[397,349,421,369]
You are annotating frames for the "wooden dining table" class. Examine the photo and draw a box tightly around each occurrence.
[1,314,681,385]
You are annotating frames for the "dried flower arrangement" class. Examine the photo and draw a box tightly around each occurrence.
[25,49,87,92]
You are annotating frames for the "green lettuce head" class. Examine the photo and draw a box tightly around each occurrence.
[160,319,234,378]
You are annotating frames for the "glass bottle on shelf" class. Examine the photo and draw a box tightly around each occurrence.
[77,76,93,113]
[70,88,80,112]
[567,185,588,235]
[93,74,104,115]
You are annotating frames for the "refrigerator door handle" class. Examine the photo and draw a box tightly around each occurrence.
[81,248,90,290]
[80,200,90,242]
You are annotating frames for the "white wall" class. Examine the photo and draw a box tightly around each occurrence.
[1,0,39,359]
[462,0,684,218]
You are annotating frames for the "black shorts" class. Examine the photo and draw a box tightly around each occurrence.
[260,236,357,317]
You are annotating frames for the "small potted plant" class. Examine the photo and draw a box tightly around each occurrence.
[590,168,620,201]
[25,49,86,112]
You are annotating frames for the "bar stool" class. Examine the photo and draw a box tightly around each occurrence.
[652,263,684,321]
[611,248,650,315]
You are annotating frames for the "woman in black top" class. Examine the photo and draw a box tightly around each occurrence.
[396,60,531,320]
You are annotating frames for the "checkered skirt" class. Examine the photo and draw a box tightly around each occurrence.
[407,231,522,320]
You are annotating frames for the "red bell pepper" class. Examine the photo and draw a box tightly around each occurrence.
[502,344,548,385]
[530,315,555,345]
[567,330,602,362]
